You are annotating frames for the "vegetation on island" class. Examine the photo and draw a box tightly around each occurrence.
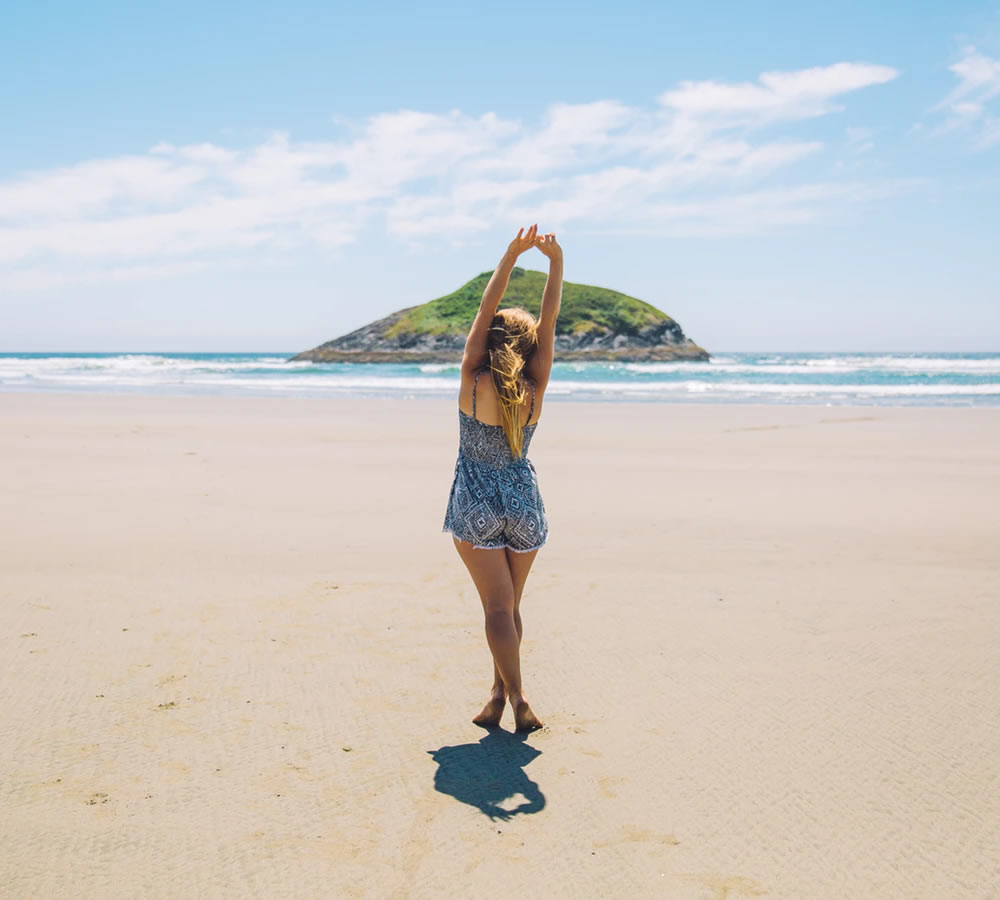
[384,267,673,339]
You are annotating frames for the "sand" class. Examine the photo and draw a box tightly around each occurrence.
[1,390,998,899]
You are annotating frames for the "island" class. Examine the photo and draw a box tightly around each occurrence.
[288,267,710,363]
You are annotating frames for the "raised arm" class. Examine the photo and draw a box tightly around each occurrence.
[525,233,563,388]
[461,225,540,374]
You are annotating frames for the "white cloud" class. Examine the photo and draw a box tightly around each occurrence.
[467,100,635,176]
[0,259,227,293]
[660,62,898,121]
[932,46,1000,148]
[947,48,1000,102]
[0,155,207,221]
[0,61,899,291]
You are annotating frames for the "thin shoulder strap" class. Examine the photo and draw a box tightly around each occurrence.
[527,379,536,425]
[472,370,481,422]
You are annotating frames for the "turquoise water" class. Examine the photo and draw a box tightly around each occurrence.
[0,351,998,406]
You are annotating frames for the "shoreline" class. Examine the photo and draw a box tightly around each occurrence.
[2,386,999,410]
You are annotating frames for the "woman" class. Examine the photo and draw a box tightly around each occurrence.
[442,223,563,732]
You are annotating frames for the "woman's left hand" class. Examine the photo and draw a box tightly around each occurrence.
[505,224,540,259]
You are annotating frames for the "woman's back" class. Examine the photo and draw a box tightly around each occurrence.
[459,367,543,428]
[456,369,540,468]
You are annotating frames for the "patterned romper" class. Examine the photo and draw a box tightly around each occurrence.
[442,369,549,552]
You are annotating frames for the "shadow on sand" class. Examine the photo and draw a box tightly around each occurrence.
[427,728,546,820]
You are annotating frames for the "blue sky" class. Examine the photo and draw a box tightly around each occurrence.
[1,0,998,352]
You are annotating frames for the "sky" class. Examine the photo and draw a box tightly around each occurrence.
[1,0,998,353]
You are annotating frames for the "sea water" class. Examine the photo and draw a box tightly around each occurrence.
[0,351,998,406]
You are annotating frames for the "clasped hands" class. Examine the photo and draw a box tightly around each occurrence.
[506,224,562,262]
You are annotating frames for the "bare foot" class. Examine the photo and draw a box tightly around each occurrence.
[512,699,543,732]
[473,694,506,727]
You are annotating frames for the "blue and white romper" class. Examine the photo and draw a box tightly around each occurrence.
[442,369,549,552]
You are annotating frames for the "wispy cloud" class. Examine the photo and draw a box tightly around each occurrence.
[660,63,897,121]
[932,46,1000,148]
[0,61,899,291]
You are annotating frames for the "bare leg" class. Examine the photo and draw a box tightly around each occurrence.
[491,558,525,693]
[453,538,542,730]
[505,547,542,731]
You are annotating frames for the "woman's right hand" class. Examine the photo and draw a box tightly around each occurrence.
[505,224,540,259]
[535,232,562,261]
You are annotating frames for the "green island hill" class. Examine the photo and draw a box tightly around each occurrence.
[288,267,710,363]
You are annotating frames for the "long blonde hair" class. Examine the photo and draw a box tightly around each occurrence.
[487,307,539,458]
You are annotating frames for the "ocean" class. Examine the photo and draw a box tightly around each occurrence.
[0,351,998,406]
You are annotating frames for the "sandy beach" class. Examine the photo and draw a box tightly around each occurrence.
[1,390,998,899]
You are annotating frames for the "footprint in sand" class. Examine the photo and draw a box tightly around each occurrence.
[310,581,340,592]
[156,701,178,710]
[86,792,110,806]
[675,874,766,899]
[820,415,881,424]
[593,824,679,848]
[597,775,625,797]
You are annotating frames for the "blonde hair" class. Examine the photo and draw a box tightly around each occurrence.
[487,307,539,458]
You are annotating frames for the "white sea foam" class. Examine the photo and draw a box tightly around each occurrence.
[545,379,1000,397]
[2,352,997,405]
[798,355,1000,373]
[0,354,299,377]
[624,356,1000,376]
[679,381,1000,395]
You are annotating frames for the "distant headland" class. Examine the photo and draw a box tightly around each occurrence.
[288,267,710,363]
